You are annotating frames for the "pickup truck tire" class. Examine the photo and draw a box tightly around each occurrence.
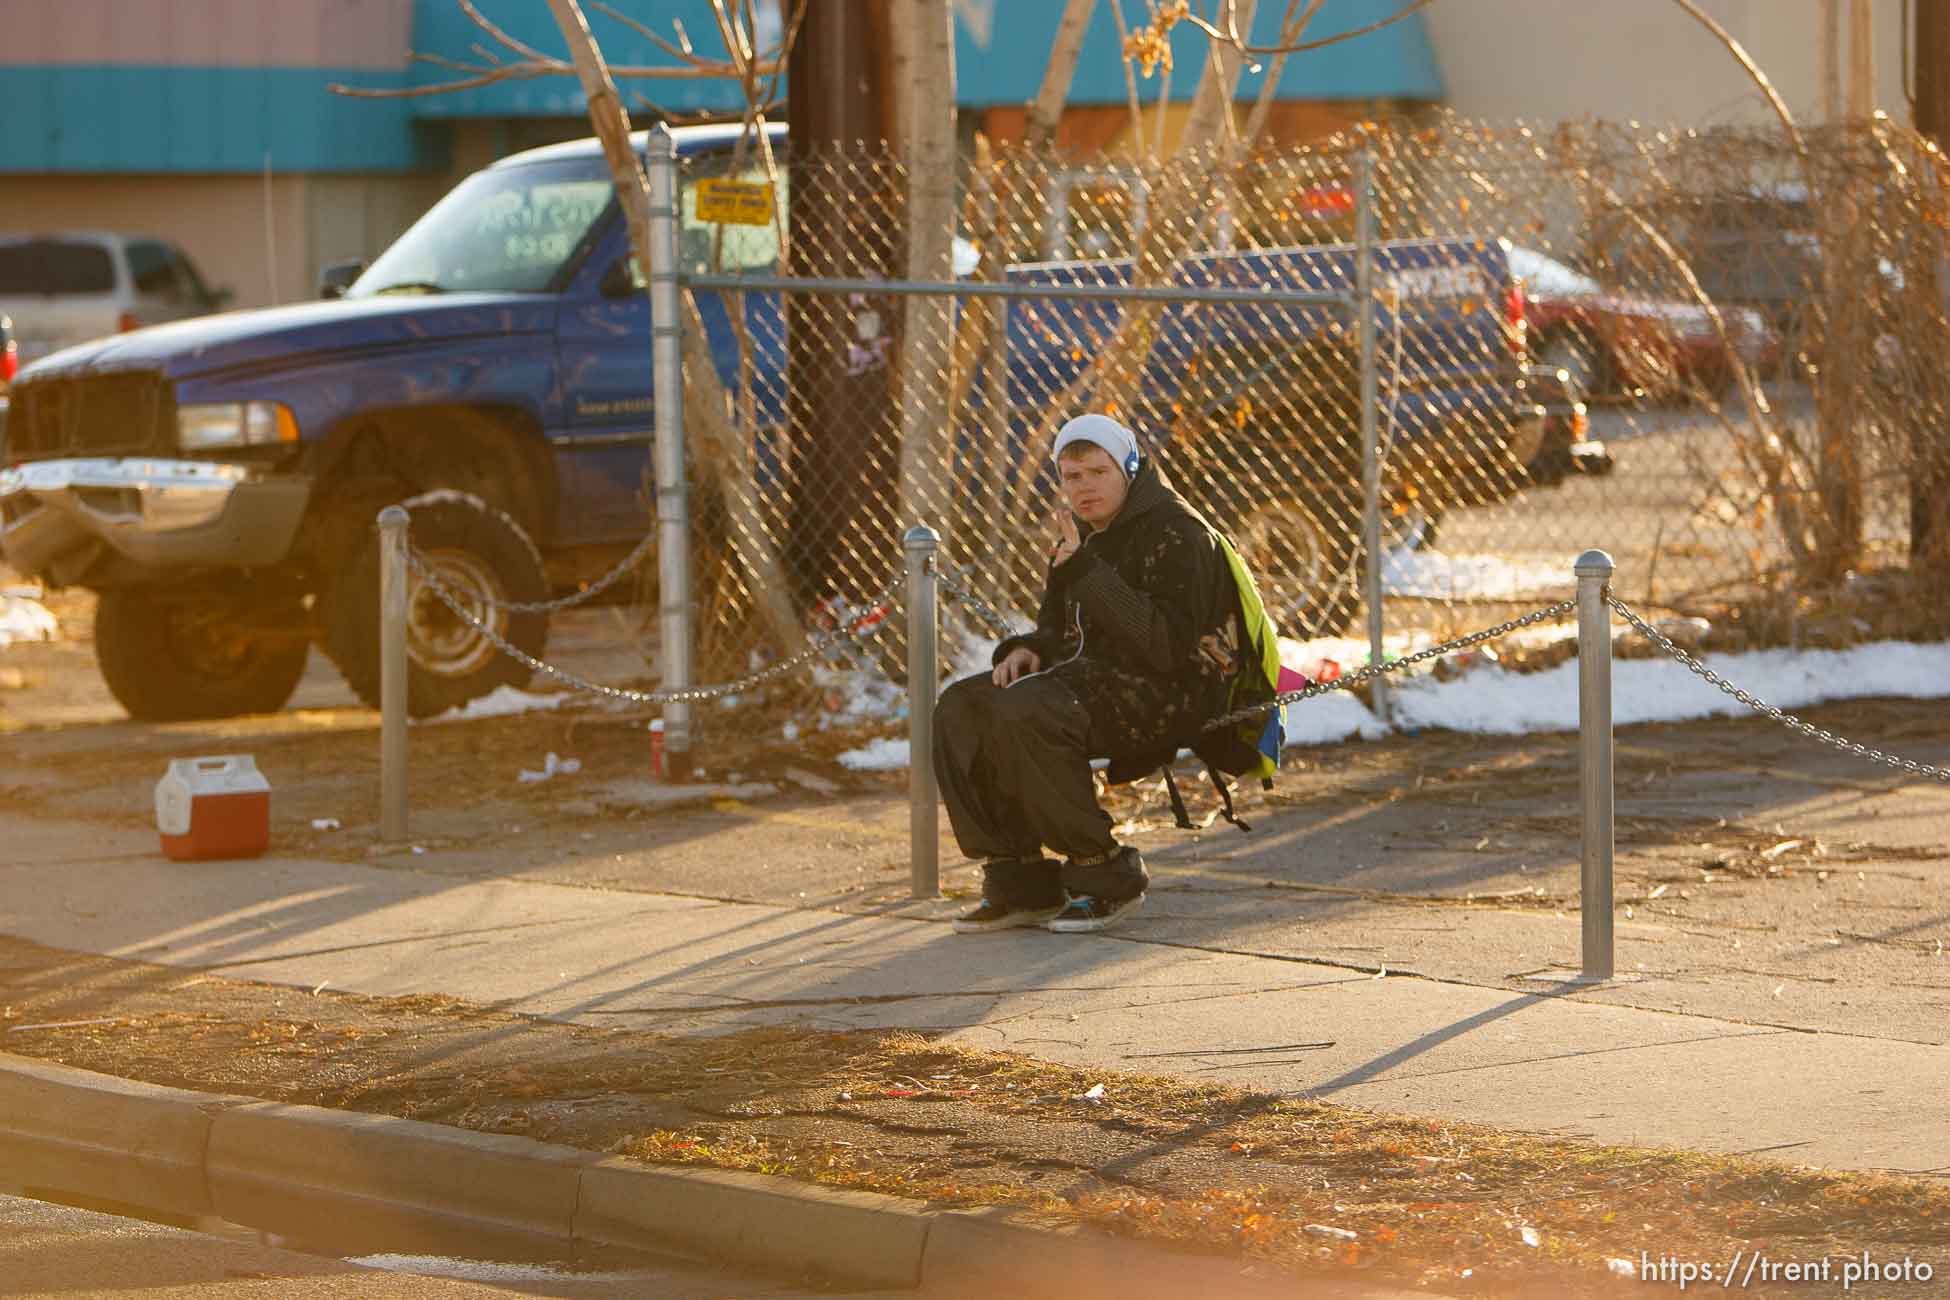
[95,586,311,721]
[325,491,550,718]
[1232,495,1361,637]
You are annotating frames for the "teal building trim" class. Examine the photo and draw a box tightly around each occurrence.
[0,65,433,173]
[0,1,1439,173]
[954,0,1444,108]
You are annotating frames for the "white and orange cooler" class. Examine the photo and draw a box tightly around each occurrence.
[155,756,271,861]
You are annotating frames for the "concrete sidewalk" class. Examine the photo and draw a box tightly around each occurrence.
[4,814,1946,1176]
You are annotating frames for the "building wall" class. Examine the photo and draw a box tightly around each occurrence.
[0,171,446,310]
[1424,0,1910,129]
[0,0,426,173]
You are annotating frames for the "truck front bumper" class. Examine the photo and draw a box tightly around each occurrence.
[0,458,310,585]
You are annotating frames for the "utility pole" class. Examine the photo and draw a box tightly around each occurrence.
[1911,0,1950,566]
[1848,0,1875,119]
[1822,0,1841,121]
[784,1,898,612]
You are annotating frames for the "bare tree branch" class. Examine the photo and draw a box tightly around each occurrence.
[1027,0,1098,153]
[334,0,780,99]
[332,59,765,97]
[1179,0,1434,56]
[1241,0,1326,151]
[458,0,555,65]
[409,49,487,76]
[1106,0,1148,156]
[590,0,788,71]
[539,0,806,655]
[1667,0,1808,159]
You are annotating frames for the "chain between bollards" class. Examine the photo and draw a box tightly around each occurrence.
[378,505,410,842]
[905,526,941,900]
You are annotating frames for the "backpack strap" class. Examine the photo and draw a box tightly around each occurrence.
[1209,766,1252,833]
[1162,768,1195,830]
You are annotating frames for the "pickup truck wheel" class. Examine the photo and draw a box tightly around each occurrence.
[325,492,550,718]
[95,587,311,721]
[1232,496,1361,637]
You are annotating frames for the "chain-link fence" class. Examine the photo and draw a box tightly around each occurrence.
[605,111,1950,711]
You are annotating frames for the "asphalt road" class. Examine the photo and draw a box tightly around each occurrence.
[0,1192,915,1300]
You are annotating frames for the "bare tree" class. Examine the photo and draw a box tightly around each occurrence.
[1027,0,1099,152]
[543,0,804,654]
[1079,0,1262,423]
[889,0,959,531]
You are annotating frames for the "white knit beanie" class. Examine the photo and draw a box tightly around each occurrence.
[1051,413,1142,479]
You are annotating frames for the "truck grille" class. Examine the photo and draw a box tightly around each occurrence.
[4,372,173,460]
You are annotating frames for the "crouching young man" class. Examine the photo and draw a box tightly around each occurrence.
[932,413,1253,934]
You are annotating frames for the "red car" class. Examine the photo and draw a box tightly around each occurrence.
[1510,246,1779,401]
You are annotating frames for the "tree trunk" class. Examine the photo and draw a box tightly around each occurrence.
[542,0,804,656]
[1807,7,1878,584]
[890,0,958,534]
[1026,0,1096,152]
[785,0,897,612]
[1911,0,1950,588]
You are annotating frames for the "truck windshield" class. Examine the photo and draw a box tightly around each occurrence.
[351,158,614,296]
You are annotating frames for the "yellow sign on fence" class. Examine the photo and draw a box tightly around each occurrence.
[693,178,775,227]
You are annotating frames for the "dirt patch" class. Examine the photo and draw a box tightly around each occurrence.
[3,936,1944,1299]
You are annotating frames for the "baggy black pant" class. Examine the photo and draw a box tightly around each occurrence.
[931,673,1148,907]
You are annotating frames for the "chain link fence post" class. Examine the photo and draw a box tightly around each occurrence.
[648,122,695,781]
[1356,142,1390,722]
[905,526,941,900]
[1576,548,1617,981]
[378,505,410,841]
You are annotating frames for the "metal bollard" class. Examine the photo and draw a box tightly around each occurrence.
[905,526,940,900]
[1575,548,1616,981]
[647,123,695,781]
[378,505,410,842]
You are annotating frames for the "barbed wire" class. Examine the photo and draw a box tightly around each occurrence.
[404,545,903,705]
[1607,594,1950,784]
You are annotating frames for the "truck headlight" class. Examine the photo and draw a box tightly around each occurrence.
[177,401,298,451]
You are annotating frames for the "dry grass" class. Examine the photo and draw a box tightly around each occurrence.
[3,938,1944,1297]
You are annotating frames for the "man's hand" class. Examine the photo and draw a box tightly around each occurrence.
[1050,510,1082,567]
[993,646,1042,687]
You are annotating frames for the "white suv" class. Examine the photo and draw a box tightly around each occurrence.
[0,233,230,368]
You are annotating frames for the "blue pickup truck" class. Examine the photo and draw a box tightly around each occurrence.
[1,122,1551,721]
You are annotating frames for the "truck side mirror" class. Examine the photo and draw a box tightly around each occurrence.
[319,260,367,300]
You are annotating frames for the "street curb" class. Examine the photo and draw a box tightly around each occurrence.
[0,1053,235,1217]
[205,1101,599,1251]
[576,1156,929,1288]
[0,1053,1419,1297]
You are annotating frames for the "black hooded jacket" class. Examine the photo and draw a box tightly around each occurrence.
[993,460,1244,781]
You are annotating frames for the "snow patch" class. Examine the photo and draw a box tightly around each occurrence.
[432,686,570,722]
[0,592,58,649]
[839,736,911,771]
[1392,638,1950,735]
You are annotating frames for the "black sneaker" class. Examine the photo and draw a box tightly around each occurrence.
[1046,892,1145,933]
[952,899,1066,934]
